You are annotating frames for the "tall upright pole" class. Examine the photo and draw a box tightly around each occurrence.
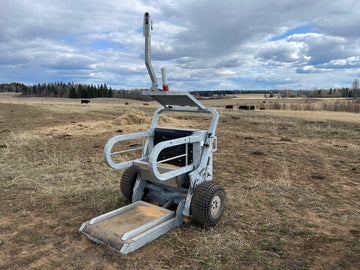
[143,12,158,91]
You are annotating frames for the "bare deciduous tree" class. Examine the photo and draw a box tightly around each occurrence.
[352,79,359,98]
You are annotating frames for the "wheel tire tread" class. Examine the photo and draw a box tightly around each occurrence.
[191,181,226,227]
[120,167,138,201]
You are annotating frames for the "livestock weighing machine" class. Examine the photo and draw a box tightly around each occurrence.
[79,12,226,254]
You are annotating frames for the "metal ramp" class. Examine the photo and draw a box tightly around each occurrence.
[79,201,177,255]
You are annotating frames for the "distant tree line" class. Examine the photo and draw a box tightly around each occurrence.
[0,83,27,93]
[1,79,359,100]
[17,82,115,98]
[191,90,271,97]
[0,82,153,101]
[190,79,360,99]
[191,86,360,99]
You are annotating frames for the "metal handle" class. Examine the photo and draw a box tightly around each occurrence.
[104,132,150,170]
[148,135,202,181]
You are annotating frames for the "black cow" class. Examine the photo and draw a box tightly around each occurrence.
[81,100,90,104]
[238,105,250,110]
[225,105,233,109]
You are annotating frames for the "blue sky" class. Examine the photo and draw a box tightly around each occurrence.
[269,24,321,41]
[1,0,360,90]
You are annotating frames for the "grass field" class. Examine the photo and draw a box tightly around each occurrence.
[201,94,360,114]
[1,93,359,269]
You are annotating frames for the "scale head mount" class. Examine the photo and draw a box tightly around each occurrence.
[142,91,206,110]
[143,12,153,37]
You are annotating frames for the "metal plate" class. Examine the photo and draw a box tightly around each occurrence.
[80,201,176,253]
[142,91,206,109]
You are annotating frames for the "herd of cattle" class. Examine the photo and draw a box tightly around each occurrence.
[225,105,259,110]
[81,99,263,110]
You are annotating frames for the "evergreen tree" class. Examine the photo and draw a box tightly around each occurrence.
[108,87,114,98]
[69,86,77,98]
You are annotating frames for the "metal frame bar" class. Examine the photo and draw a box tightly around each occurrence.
[157,153,187,164]
[120,217,177,255]
[89,202,140,225]
[142,91,207,110]
[122,211,174,241]
[111,146,144,155]
[143,12,158,91]
[87,200,173,228]
[147,104,219,138]
[104,131,152,170]
[148,135,202,181]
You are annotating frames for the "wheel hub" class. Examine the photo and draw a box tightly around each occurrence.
[210,195,222,218]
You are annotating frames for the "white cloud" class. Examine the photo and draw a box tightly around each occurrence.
[0,0,360,90]
[256,40,309,64]
[321,56,360,69]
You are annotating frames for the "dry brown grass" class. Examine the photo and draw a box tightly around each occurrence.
[261,110,360,123]
[200,93,360,114]
[0,95,359,269]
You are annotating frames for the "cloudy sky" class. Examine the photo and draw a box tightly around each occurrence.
[1,0,360,90]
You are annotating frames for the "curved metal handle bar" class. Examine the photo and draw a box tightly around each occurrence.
[148,135,202,181]
[148,106,219,139]
[104,132,151,170]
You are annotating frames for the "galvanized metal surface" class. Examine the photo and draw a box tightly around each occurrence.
[80,11,221,255]
[80,201,177,255]
[142,90,207,110]
[143,12,158,91]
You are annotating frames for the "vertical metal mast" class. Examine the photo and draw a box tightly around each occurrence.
[143,12,158,91]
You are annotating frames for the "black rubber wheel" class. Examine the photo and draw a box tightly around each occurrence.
[120,167,138,201]
[191,181,226,227]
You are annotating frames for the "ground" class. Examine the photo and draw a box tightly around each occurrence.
[0,93,359,269]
